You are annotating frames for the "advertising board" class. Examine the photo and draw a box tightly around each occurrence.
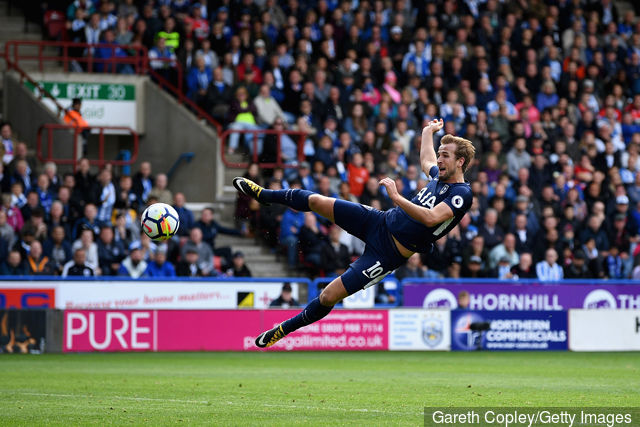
[64,309,388,352]
[569,309,640,351]
[0,289,55,309]
[404,283,640,310]
[388,309,450,350]
[450,310,568,351]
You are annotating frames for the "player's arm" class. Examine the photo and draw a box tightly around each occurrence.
[379,177,454,227]
[420,118,443,176]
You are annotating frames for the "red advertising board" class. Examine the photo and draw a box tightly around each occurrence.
[64,310,389,352]
[0,288,55,309]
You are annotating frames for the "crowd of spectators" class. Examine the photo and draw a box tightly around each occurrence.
[0,130,251,278]
[29,0,640,280]
[213,0,640,281]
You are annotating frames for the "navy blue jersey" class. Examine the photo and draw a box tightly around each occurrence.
[385,167,472,253]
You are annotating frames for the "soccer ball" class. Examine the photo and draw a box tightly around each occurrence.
[141,203,180,241]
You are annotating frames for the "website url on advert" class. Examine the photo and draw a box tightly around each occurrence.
[423,407,640,427]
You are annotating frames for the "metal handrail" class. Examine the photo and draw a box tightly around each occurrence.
[220,128,307,169]
[2,40,222,134]
[37,123,139,171]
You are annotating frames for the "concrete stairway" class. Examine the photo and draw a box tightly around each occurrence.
[0,0,64,121]
[213,153,296,278]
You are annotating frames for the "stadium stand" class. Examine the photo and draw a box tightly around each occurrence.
[1,0,640,281]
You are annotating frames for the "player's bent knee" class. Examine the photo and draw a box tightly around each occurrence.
[309,195,335,220]
[318,290,339,306]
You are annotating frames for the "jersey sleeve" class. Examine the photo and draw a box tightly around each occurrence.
[441,185,472,217]
[427,165,439,181]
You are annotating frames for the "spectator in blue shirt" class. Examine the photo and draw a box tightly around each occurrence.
[536,81,560,113]
[172,192,194,237]
[280,206,304,268]
[145,244,176,277]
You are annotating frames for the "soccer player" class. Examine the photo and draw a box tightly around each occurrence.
[233,118,474,348]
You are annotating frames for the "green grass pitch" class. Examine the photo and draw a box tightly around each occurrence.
[1,352,639,425]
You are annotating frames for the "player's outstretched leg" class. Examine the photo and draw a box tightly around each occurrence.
[233,177,314,211]
[255,277,348,348]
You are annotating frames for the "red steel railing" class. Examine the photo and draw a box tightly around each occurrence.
[2,40,312,171]
[37,123,139,171]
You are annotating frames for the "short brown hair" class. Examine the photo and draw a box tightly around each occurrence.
[440,134,476,173]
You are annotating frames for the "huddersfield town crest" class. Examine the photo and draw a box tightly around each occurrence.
[439,185,449,195]
[422,318,443,348]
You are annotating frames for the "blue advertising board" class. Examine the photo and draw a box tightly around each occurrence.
[450,310,568,351]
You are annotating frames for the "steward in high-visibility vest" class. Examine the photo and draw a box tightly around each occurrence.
[157,17,180,52]
[63,98,89,128]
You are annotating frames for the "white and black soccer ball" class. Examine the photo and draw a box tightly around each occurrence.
[141,203,180,242]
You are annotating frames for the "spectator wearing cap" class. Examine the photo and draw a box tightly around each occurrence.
[297,162,315,191]
[181,227,214,276]
[269,283,298,308]
[464,255,487,278]
[388,26,407,69]
[227,251,252,277]
[536,248,564,281]
[176,247,204,277]
[145,244,176,277]
[490,256,515,280]
[611,195,640,234]
[62,248,94,277]
[118,240,148,278]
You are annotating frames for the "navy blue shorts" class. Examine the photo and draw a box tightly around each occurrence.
[333,200,409,295]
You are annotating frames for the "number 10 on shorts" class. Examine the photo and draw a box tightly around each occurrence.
[362,261,391,288]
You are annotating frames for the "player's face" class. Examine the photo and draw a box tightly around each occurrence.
[437,143,462,181]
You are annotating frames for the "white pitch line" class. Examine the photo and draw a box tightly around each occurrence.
[2,391,421,416]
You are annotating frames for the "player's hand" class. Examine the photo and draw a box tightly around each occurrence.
[422,118,444,134]
[379,177,399,202]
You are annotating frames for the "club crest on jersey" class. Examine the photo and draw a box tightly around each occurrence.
[439,185,449,195]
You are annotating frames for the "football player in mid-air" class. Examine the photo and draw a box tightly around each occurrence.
[233,118,475,348]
